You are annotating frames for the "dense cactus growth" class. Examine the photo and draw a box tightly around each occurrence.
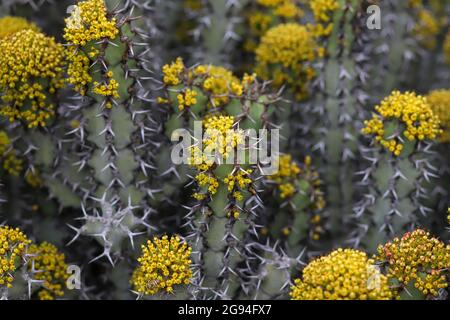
[0,0,448,301]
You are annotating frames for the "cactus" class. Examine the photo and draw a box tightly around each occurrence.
[0,225,71,300]
[49,0,161,262]
[157,58,281,299]
[0,0,449,302]
[357,91,441,251]
[261,154,326,258]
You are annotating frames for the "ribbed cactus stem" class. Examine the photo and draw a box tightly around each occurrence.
[309,0,366,239]
[368,1,418,101]
[245,243,300,300]
[359,91,441,252]
[59,0,158,260]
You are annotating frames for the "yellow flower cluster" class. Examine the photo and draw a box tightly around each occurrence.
[0,131,23,176]
[308,0,339,37]
[290,249,394,300]
[224,169,253,201]
[66,50,92,95]
[188,115,252,203]
[413,10,440,50]
[162,57,184,86]
[177,88,198,111]
[376,229,450,297]
[64,0,119,97]
[255,23,321,101]
[0,226,31,288]
[193,172,219,200]
[63,0,118,46]
[362,91,441,156]
[193,65,244,107]
[255,0,304,18]
[268,154,301,199]
[131,235,192,296]
[160,59,257,110]
[28,242,69,300]
[267,155,325,240]
[0,29,65,128]
[268,155,325,210]
[0,16,40,39]
[92,78,119,100]
[445,31,450,65]
[247,0,304,48]
[188,115,243,171]
[202,115,243,160]
[427,89,450,143]
[25,170,43,188]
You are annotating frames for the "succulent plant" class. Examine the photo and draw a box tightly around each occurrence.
[0,0,448,302]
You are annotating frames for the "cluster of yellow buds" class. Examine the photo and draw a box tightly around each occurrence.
[193,172,219,200]
[25,170,43,188]
[427,89,450,143]
[92,77,120,101]
[255,23,322,101]
[177,88,198,111]
[268,154,301,199]
[0,16,40,39]
[188,115,250,202]
[64,0,119,98]
[192,65,244,107]
[0,131,23,176]
[362,91,442,156]
[244,0,304,52]
[290,248,394,300]
[202,115,243,160]
[159,58,257,111]
[131,235,193,296]
[0,29,65,128]
[413,9,440,50]
[376,229,450,297]
[28,242,69,300]
[308,0,340,37]
[223,169,253,201]
[409,0,448,50]
[162,57,185,86]
[268,155,325,210]
[64,0,118,46]
[0,226,31,288]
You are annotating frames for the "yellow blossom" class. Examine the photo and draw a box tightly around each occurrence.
[413,10,440,50]
[427,89,450,142]
[193,65,243,107]
[376,229,450,297]
[290,249,394,300]
[28,242,69,300]
[255,23,320,101]
[63,0,118,45]
[131,235,192,296]
[162,57,185,86]
[64,0,119,97]
[0,226,31,289]
[0,16,40,39]
[0,29,65,127]
[362,91,441,156]
[0,131,23,176]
